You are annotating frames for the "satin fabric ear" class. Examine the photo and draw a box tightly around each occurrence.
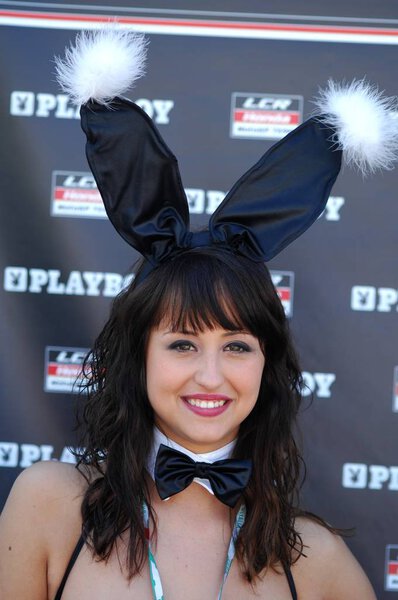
[81,97,342,267]
[209,118,342,261]
[80,97,190,265]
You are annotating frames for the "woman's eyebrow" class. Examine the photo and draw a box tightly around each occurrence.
[222,330,251,337]
[161,329,252,337]
[162,329,197,336]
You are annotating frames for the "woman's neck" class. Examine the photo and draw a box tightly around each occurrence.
[152,425,237,458]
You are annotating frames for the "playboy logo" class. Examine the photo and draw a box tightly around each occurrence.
[351,286,398,312]
[10,91,174,123]
[0,442,78,468]
[342,463,398,490]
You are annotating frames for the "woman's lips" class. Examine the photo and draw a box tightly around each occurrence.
[181,394,232,417]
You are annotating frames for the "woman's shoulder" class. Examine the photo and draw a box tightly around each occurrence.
[0,461,93,600]
[3,460,91,517]
[1,459,99,552]
[13,458,88,492]
[291,516,376,600]
[0,460,91,551]
[1,459,87,514]
[295,514,343,553]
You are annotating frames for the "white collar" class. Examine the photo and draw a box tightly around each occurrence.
[147,426,236,498]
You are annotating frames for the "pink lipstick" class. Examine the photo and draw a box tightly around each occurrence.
[181,394,232,417]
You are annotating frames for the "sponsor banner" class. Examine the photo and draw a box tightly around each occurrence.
[351,286,398,312]
[342,463,398,491]
[386,545,398,591]
[10,91,174,124]
[44,346,89,393]
[0,442,78,468]
[271,270,294,318]
[393,366,398,413]
[230,92,303,140]
[301,372,336,398]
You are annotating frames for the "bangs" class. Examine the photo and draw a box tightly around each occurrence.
[155,280,246,333]
[148,252,258,334]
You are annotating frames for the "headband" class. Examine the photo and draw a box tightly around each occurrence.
[56,29,398,279]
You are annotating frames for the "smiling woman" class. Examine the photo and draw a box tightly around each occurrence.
[68,247,307,590]
[145,253,265,452]
[146,325,265,451]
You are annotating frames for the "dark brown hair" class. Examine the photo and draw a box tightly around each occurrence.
[77,247,314,582]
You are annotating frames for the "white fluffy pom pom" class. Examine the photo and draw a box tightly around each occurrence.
[314,79,398,175]
[55,27,148,105]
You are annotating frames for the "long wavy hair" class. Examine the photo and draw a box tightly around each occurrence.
[77,247,315,582]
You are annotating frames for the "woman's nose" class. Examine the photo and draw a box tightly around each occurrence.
[193,352,225,389]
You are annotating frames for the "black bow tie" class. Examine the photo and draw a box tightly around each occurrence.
[154,444,252,508]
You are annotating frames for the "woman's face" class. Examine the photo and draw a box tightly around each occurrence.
[145,323,265,453]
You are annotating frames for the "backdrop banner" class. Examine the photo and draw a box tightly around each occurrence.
[1,2,397,596]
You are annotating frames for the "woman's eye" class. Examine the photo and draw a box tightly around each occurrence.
[225,342,251,353]
[168,340,195,352]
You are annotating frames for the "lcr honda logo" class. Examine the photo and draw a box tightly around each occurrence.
[44,346,89,393]
[51,172,103,219]
[230,92,303,140]
[271,271,294,318]
[393,366,398,413]
[385,545,398,591]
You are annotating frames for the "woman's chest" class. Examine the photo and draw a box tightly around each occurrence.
[59,531,296,600]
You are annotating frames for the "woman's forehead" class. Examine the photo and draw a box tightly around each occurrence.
[154,304,246,334]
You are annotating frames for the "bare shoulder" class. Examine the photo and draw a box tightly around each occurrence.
[11,459,88,497]
[1,460,90,522]
[292,516,377,600]
[0,461,92,600]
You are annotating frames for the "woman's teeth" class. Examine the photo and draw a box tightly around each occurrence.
[186,399,227,408]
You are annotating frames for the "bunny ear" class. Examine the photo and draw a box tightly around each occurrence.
[210,79,398,262]
[209,118,342,261]
[81,97,190,264]
[56,27,189,264]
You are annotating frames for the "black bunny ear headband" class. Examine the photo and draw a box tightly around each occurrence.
[56,28,398,282]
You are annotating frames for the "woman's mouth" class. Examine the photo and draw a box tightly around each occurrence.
[181,395,232,416]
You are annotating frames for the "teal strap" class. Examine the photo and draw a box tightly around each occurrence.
[143,501,245,600]
[143,502,164,600]
[217,503,246,600]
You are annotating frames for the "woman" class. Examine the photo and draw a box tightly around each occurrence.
[1,28,394,599]
[0,248,377,599]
